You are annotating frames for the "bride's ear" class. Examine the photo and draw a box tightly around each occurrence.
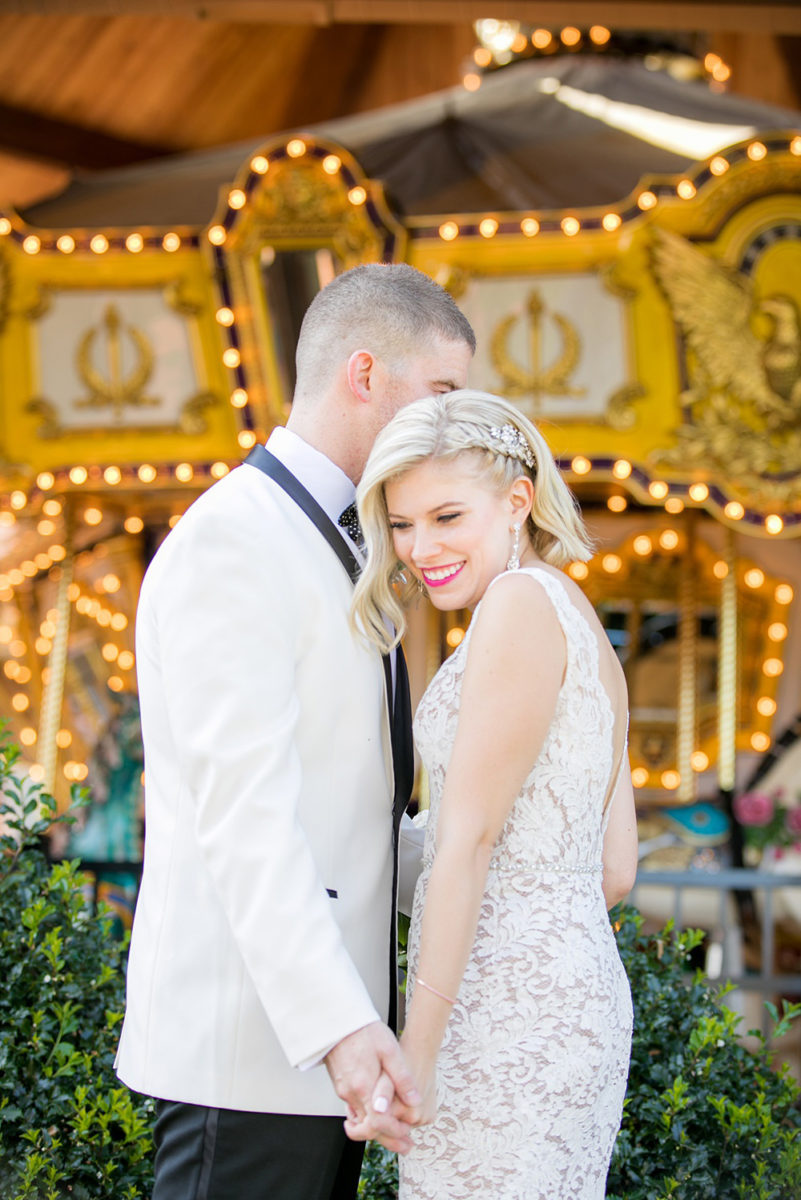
[508,476,534,523]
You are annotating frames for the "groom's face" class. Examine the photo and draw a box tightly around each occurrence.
[374,332,473,433]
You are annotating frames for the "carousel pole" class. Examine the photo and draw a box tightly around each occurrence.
[718,527,741,856]
[37,510,74,797]
[677,513,697,804]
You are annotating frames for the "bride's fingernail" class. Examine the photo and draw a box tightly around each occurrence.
[373,1096,389,1113]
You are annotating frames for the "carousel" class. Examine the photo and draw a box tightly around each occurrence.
[1,33,800,936]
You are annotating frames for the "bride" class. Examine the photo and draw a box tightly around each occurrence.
[350,390,637,1199]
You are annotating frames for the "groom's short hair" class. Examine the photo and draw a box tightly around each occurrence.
[294,263,475,394]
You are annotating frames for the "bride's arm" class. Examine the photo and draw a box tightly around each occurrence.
[399,574,565,1119]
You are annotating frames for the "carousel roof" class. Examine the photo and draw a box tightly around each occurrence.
[21,54,801,231]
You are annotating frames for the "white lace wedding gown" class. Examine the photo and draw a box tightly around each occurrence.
[400,567,633,1200]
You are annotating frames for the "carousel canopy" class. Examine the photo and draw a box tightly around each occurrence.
[21,54,801,230]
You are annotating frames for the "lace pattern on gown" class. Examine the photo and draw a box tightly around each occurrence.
[400,567,633,1200]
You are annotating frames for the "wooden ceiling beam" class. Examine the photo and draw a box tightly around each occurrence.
[0,102,172,169]
[3,1,801,35]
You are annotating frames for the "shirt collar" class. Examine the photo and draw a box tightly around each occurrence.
[265,426,355,526]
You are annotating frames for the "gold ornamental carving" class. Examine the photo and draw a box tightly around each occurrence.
[237,159,384,268]
[650,227,801,505]
[75,304,159,418]
[490,288,586,412]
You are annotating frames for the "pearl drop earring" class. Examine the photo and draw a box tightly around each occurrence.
[507,522,521,572]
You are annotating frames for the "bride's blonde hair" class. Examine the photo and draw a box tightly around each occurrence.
[351,389,593,653]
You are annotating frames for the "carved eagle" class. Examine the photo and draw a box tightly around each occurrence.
[650,227,801,430]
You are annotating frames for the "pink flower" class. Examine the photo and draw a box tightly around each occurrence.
[786,807,801,835]
[734,791,775,827]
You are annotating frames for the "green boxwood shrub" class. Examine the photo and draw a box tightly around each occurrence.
[0,738,154,1200]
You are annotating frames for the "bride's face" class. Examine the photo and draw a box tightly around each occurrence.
[385,455,529,611]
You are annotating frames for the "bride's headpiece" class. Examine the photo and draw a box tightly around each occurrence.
[480,423,536,470]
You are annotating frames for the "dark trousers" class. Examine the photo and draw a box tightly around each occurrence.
[152,1100,366,1200]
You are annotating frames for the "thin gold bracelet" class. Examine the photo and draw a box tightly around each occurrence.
[416,977,456,1005]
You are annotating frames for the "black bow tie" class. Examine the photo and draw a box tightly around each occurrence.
[338,502,364,550]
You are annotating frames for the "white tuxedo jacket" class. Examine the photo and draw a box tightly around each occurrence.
[115,460,397,1115]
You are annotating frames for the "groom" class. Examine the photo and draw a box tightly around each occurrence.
[115,262,475,1200]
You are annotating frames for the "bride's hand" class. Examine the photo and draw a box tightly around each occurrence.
[398,1042,438,1125]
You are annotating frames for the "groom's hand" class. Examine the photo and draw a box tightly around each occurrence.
[325,1022,422,1154]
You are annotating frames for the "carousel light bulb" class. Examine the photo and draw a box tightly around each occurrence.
[216,307,235,326]
[228,189,246,210]
[757,696,777,716]
[286,139,306,158]
[250,155,269,174]
[40,621,56,638]
[175,463,194,483]
[21,560,38,577]
[102,465,121,485]
[747,141,767,161]
[521,218,540,237]
[43,498,62,515]
[208,225,227,246]
[126,233,144,253]
[322,155,341,175]
[12,693,29,712]
[231,388,248,408]
[724,500,744,520]
[16,666,31,684]
[631,768,649,788]
[96,609,111,627]
[102,573,121,593]
[751,732,770,752]
[439,221,459,241]
[763,658,783,677]
[532,29,552,49]
[589,25,611,45]
[775,584,793,604]
[633,536,653,556]
[347,186,367,206]
[8,569,24,586]
[768,622,788,642]
[602,554,622,574]
[688,482,709,501]
[210,462,229,479]
[10,490,27,510]
[168,513,181,528]
[0,217,11,235]
[661,770,680,790]
[90,234,109,254]
[602,213,622,232]
[479,218,499,238]
[3,661,18,679]
[48,544,66,561]
[20,727,37,746]
[791,136,801,156]
[560,26,581,46]
[138,464,157,483]
[709,156,729,176]
[162,232,181,252]
[571,456,591,475]
[36,471,55,491]
[511,32,528,53]
[9,639,26,656]
[223,347,241,368]
[607,495,627,512]
[108,675,124,693]
[237,430,257,449]
[474,46,493,66]
[37,520,55,536]
[637,190,657,211]
[664,497,684,514]
[69,466,88,485]
[102,643,118,662]
[83,507,103,526]
[35,637,52,656]
[648,481,669,500]
[23,235,41,255]
[561,216,580,236]
[0,512,14,526]
[56,729,72,749]
[568,562,589,581]
[677,180,696,199]
[462,73,482,92]
[744,568,765,588]
[28,765,45,783]
[765,514,783,534]
[659,529,679,550]
[690,751,709,772]
[613,459,632,480]
[117,650,135,671]
[110,613,128,631]
[124,516,144,534]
